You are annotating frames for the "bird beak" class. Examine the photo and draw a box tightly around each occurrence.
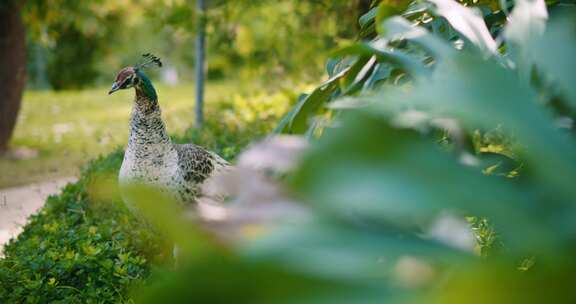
[108,82,120,95]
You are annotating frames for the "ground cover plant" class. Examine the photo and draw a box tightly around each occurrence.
[0,151,160,303]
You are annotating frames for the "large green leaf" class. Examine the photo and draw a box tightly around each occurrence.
[372,51,576,200]
[338,55,374,95]
[502,0,548,46]
[362,62,393,92]
[281,65,351,134]
[502,0,548,83]
[428,0,498,54]
[245,218,470,280]
[331,42,430,77]
[359,6,378,29]
[290,112,561,255]
[287,81,339,134]
[380,16,456,60]
[137,255,386,304]
[526,13,576,109]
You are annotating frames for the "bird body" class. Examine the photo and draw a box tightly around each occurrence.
[110,55,227,209]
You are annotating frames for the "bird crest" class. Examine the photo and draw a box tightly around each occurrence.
[135,53,163,70]
[109,53,163,98]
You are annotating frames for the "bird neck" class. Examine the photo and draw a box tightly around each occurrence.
[135,70,157,101]
[129,71,160,115]
[128,100,171,147]
[128,76,171,147]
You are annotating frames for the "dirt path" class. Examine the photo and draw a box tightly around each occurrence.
[0,177,76,255]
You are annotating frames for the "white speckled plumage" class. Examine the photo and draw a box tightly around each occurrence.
[110,62,228,210]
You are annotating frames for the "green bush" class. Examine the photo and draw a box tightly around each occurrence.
[0,150,164,303]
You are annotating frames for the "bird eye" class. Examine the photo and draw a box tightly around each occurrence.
[120,79,130,89]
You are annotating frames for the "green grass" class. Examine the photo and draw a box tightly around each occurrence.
[1,81,299,188]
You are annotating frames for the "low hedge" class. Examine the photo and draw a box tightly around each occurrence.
[0,150,172,303]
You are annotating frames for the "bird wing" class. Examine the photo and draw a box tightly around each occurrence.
[173,144,229,185]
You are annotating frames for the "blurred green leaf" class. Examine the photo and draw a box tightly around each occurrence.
[527,12,576,109]
[137,256,391,304]
[380,16,456,60]
[373,51,576,200]
[245,218,470,281]
[502,0,548,84]
[331,42,430,77]
[359,6,378,29]
[502,0,548,46]
[428,0,498,53]
[290,112,560,254]
[339,55,374,95]
[287,68,348,134]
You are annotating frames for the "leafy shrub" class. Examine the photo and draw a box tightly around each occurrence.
[25,0,124,89]
[262,0,576,302]
[0,150,164,303]
[175,88,296,159]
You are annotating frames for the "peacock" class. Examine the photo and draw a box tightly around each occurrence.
[108,54,228,212]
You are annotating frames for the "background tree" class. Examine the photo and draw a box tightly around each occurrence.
[2,0,378,154]
[195,0,207,128]
[24,0,123,90]
[0,0,26,154]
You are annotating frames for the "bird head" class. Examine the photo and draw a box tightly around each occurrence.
[108,67,137,95]
[108,53,162,95]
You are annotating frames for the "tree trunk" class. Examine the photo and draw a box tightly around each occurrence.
[195,0,206,128]
[0,2,26,154]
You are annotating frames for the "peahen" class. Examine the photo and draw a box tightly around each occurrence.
[108,54,228,212]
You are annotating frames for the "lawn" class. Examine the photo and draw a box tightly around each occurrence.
[0,81,297,188]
